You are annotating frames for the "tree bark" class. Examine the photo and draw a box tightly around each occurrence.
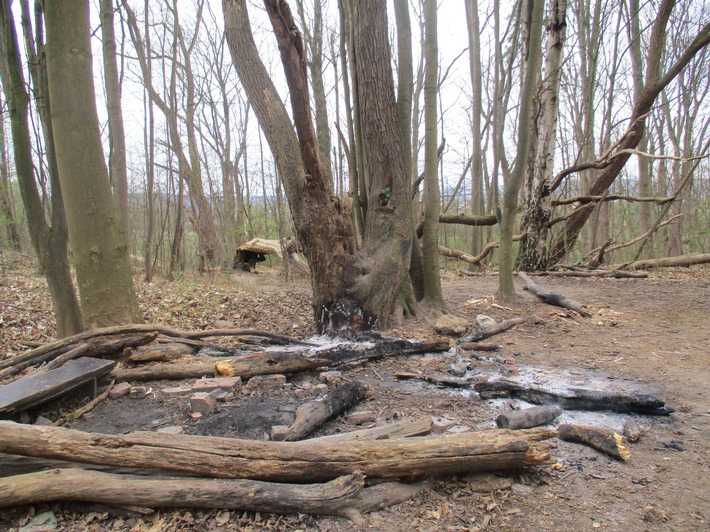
[100,0,129,238]
[497,0,544,299]
[0,422,555,482]
[420,0,444,309]
[44,0,141,329]
[0,0,83,337]
[519,0,567,271]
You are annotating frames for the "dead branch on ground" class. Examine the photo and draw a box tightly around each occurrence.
[518,272,592,317]
[459,318,527,343]
[611,253,710,271]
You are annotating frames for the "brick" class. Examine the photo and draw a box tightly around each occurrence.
[109,382,131,400]
[192,377,242,393]
[161,386,192,398]
[244,374,287,392]
[129,386,148,399]
[190,392,217,415]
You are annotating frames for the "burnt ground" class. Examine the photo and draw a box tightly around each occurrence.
[0,255,709,531]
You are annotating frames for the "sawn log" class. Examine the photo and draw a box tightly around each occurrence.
[0,421,554,482]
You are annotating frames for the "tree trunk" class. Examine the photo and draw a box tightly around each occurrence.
[420,0,445,309]
[497,0,544,299]
[518,0,567,272]
[0,0,83,337]
[100,0,130,238]
[465,0,485,260]
[44,0,141,328]
[224,0,413,332]
[0,98,21,251]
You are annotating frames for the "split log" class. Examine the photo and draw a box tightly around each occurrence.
[459,318,527,343]
[518,272,591,317]
[496,405,563,430]
[557,424,630,461]
[476,378,673,415]
[0,421,555,482]
[272,381,367,441]
[128,343,196,362]
[111,351,330,382]
[312,416,433,443]
[0,325,312,373]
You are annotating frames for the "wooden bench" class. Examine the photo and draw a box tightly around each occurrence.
[0,357,116,416]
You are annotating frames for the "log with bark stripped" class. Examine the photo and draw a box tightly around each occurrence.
[0,422,555,482]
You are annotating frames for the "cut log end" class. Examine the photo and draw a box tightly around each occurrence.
[558,424,630,461]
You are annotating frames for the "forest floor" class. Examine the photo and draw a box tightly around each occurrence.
[0,252,709,531]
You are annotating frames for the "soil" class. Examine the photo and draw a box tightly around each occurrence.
[1,255,709,531]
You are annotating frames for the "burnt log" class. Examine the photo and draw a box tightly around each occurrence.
[475,378,673,416]
[272,381,368,441]
[111,351,330,382]
[558,423,630,460]
[128,343,196,363]
[0,421,555,482]
[496,405,563,430]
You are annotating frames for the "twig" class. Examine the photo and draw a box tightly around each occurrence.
[54,381,115,427]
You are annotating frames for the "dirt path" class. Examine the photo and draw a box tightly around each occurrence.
[0,262,708,531]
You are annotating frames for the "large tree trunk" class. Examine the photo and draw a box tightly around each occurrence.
[0,0,83,337]
[224,0,412,332]
[0,99,21,251]
[44,0,141,328]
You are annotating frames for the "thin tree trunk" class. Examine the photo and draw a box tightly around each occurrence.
[420,0,444,309]
[100,0,130,238]
[498,0,544,299]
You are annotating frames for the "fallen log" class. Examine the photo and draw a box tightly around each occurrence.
[313,416,433,443]
[475,378,673,416]
[0,422,555,482]
[0,325,312,373]
[318,339,451,367]
[496,405,563,430]
[111,351,330,382]
[458,318,527,343]
[623,418,642,442]
[272,381,368,441]
[0,468,427,520]
[128,342,196,363]
[518,272,591,317]
[535,270,648,279]
[395,372,475,388]
[558,424,630,461]
[612,252,710,271]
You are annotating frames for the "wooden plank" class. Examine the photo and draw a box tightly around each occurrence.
[0,357,116,415]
